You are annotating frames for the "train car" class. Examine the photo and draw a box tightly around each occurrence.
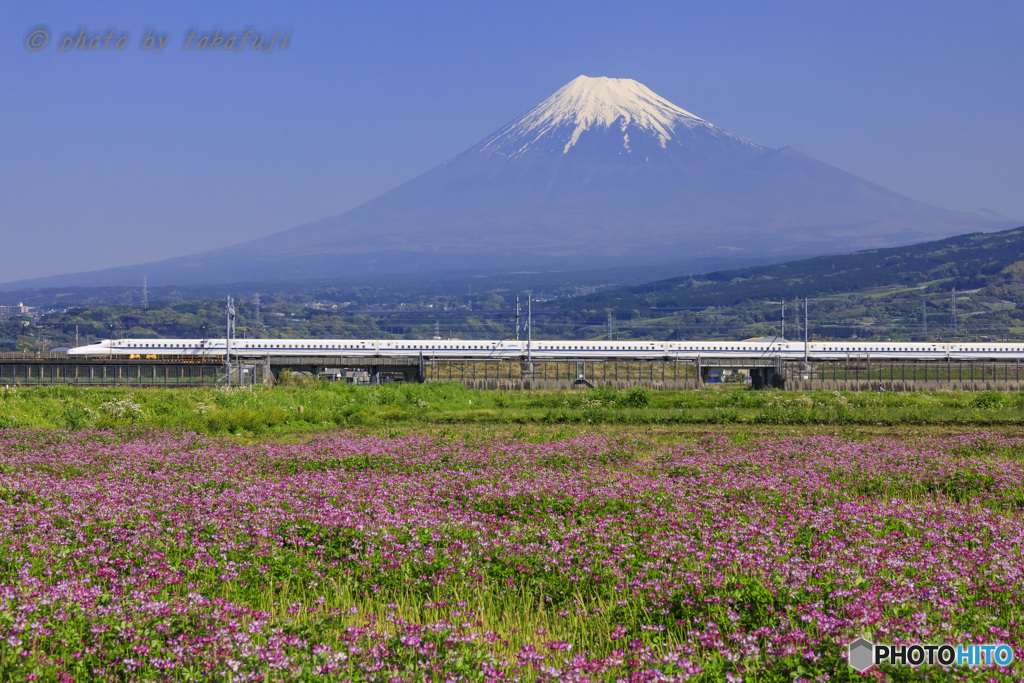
[805,342,950,361]
[948,342,1024,360]
[64,337,1024,362]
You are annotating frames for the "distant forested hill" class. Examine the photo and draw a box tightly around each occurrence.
[564,227,1024,309]
[554,226,1024,340]
[7,227,1024,350]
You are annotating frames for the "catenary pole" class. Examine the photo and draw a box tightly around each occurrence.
[515,296,521,341]
[804,297,809,366]
[527,295,532,363]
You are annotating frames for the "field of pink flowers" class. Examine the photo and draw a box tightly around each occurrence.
[1,428,1023,681]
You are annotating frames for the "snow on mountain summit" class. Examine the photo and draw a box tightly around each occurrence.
[21,72,1012,289]
[476,75,755,159]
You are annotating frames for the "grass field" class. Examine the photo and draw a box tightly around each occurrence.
[2,385,1024,680]
[3,383,1024,436]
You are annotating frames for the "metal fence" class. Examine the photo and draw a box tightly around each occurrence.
[423,359,701,383]
[0,361,239,386]
[781,359,1024,384]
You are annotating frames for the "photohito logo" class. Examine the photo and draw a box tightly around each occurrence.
[849,637,1014,672]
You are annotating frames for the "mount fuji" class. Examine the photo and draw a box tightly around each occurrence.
[9,75,1014,288]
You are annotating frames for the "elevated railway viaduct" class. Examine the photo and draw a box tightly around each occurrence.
[5,353,1024,392]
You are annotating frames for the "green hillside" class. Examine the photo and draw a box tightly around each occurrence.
[556,226,1024,341]
[6,227,1024,350]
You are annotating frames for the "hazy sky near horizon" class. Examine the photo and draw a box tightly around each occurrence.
[2,0,1023,283]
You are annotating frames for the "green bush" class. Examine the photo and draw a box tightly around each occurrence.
[972,391,1003,409]
[619,386,651,408]
[589,385,620,404]
[61,402,90,431]
[276,369,319,387]
[493,392,513,408]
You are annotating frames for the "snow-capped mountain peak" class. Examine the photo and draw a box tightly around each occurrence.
[21,73,1010,289]
[477,75,748,159]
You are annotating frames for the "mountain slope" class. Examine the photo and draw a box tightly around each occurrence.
[556,225,1024,338]
[15,226,1024,351]
[4,75,1013,289]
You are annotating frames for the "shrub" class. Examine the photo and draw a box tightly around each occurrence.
[619,386,651,408]
[589,384,620,404]
[276,369,319,387]
[972,391,1003,409]
[61,402,92,431]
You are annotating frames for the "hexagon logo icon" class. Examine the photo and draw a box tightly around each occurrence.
[848,637,875,672]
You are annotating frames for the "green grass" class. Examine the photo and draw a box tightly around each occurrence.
[3,383,1024,436]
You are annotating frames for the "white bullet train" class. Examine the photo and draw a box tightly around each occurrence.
[65,337,1024,361]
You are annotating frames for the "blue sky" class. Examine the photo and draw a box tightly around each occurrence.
[2,0,1023,282]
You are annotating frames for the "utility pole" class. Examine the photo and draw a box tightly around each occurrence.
[434,320,440,340]
[254,292,262,330]
[515,296,521,341]
[225,296,236,385]
[607,311,614,340]
[527,295,532,364]
[781,301,785,339]
[803,297,809,366]
[141,275,148,310]
[922,299,927,338]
